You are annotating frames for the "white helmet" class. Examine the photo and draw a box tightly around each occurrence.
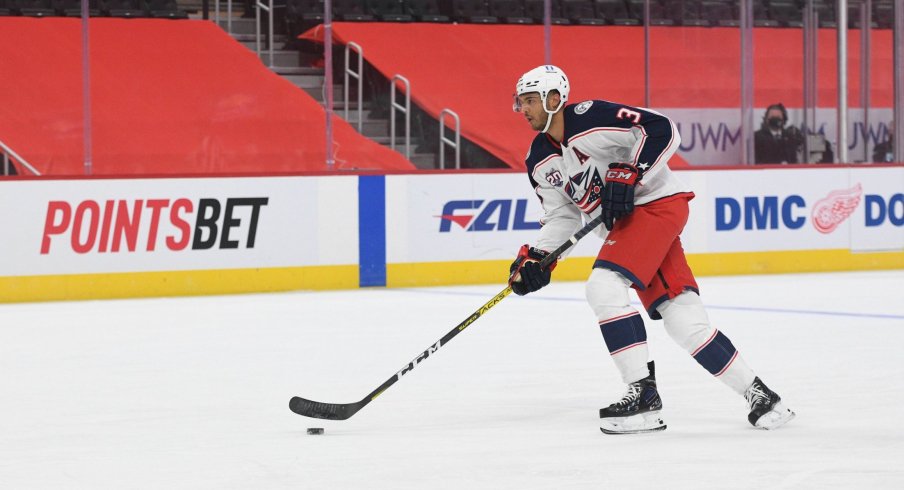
[513,65,570,133]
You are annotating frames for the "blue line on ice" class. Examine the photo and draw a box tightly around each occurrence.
[392,288,904,321]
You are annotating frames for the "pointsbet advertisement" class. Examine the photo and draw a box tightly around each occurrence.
[0,176,359,277]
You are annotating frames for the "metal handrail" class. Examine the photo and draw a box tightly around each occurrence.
[439,109,461,170]
[213,0,233,35]
[390,74,411,159]
[0,139,41,176]
[345,42,364,132]
[255,0,275,67]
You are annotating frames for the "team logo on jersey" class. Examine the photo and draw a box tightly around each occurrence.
[564,168,604,213]
[545,169,563,187]
[574,101,593,115]
[811,184,862,234]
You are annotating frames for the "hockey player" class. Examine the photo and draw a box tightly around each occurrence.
[508,65,795,434]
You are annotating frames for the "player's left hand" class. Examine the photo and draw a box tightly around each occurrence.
[508,245,557,296]
[601,162,643,230]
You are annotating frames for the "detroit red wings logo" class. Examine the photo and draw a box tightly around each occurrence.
[811,184,862,234]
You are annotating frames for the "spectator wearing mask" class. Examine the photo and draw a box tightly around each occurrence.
[873,121,895,163]
[754,103,804,164]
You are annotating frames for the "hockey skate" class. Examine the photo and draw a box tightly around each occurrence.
[599,362,666,435]
[745,377,795,430]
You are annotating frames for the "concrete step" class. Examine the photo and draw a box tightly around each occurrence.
[217,18,257,35]
[257,50,301,67]
[359,119,390,138]
[299,85,343,100]
[282,74,324,88]
[366,136,402,145]
[324,108,376,120]
[323,100,375,112]
[341,118,383,133]
[239,40,300,52]
[232,33,286,43]
[272,66,323,76]
[409,153,438,169]
[239,40,259,51]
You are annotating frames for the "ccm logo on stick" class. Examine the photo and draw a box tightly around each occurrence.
[41,197,268,254]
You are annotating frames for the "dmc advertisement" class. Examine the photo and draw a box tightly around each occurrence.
[689,166,904,253]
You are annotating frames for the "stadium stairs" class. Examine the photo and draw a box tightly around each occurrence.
[0,15,416,175]
[206,7,443,168]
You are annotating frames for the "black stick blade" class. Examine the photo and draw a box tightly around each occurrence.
[289,396,360,420]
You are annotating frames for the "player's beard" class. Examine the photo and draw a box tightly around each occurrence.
[531,112,549,132]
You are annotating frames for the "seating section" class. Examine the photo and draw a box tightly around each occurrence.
[280,0,895,29]
[0,18,415,175]
[0,0,187,17]
[0,0,893,29]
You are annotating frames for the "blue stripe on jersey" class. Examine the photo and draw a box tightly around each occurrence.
[358,175,386,287]
[563,100,674,169]
[599,313,647,355]
[693,331,738,376]
[563,100,634,138]
[633,116,674,168]
[525,132,562,189]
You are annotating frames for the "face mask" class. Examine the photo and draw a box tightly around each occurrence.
[768,117,784,130]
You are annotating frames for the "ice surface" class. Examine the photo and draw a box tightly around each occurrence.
[1,271,903,489]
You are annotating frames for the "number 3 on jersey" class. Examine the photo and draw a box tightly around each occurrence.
[617,108,642,124]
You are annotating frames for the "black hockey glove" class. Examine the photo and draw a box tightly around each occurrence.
[601,162,643,231]
[508,245,557,296]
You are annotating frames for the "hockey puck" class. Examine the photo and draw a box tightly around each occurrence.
[306,428,324,435]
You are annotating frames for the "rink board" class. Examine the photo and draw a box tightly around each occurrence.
[0,166,902,302]
[383,166,903,286]
[0,176,361,302]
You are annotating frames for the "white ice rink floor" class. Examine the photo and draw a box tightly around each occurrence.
[2,270,903,489]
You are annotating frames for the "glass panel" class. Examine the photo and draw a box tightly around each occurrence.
[646,0,745,166]
[864,0,896,163]
[754,0,816,165]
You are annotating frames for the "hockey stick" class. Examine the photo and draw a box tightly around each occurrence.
[289,213,606,420]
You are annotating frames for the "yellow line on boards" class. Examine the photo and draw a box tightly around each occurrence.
[386,249,904,287]
[2,249,901,303]
[0,265,359,303]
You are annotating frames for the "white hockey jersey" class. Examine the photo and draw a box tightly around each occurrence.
[524,99,693,252]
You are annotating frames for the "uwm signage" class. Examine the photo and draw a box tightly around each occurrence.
[41,197,269,254]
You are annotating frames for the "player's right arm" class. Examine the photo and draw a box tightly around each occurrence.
[526,136,583,252]
[509,140,580,296]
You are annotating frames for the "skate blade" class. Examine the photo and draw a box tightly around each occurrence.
[755,401,796,430]
[600,411,667,435]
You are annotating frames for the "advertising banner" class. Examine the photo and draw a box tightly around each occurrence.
[670,108,895,166]
[0,176,359,276]
[385,167,903,282]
